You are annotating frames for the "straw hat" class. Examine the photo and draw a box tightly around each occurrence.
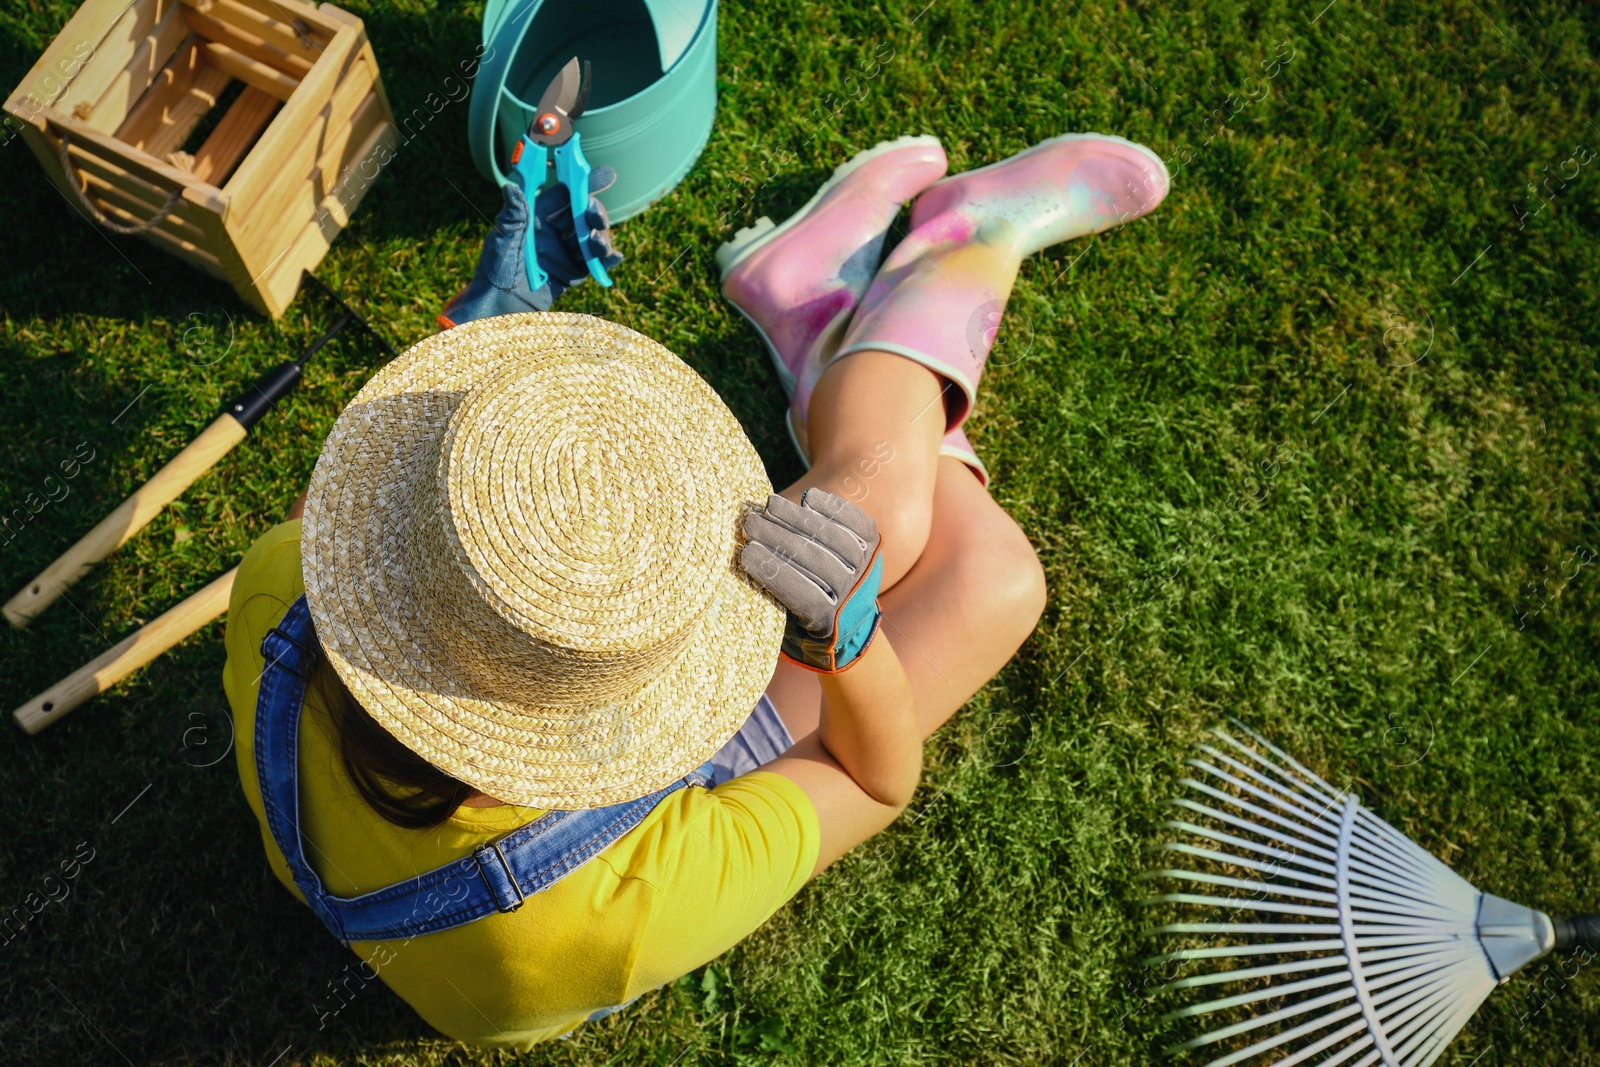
[300,313,785,810]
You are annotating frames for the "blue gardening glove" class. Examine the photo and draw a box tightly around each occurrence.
[438,167,623,328]
[740,489,885,673]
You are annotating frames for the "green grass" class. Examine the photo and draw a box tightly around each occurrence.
[3,0,1599,1063]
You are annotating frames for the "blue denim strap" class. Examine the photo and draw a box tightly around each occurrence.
[254,595,710,946]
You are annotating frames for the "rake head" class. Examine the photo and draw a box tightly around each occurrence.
[1142,721,1556,1067]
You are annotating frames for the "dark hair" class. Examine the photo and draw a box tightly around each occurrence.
[303,628,476,830]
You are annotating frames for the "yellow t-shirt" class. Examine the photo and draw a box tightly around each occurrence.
[222,520,819,1047]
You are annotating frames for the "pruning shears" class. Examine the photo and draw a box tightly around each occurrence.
[508,56,613,290]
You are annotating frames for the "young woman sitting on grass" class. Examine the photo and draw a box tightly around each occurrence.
[223,132,1168,1046]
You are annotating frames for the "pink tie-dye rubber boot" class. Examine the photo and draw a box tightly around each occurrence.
[717,136,955,459]
[835,133,1170,431]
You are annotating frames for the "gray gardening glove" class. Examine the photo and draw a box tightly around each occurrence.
[740,489,885,673]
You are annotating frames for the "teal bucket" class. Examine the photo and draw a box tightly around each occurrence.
[469,0,717,223]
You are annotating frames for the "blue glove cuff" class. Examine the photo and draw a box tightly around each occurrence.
[834,552,884,665]
[779,550,884,673]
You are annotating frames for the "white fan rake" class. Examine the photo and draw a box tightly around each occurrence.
[1143,722,1598,1067]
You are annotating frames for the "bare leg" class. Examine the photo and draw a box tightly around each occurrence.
[767,456,1046,742]
[782,350,950,589]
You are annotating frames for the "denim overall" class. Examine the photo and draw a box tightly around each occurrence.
[254,595,711,947]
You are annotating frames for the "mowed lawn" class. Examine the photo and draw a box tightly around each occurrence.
[2,0,1599,1063]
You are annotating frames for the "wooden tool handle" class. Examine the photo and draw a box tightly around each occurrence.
[3,414,246,628]
[13,566,238,735]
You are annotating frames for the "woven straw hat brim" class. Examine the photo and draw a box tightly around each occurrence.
[301,313,785,810]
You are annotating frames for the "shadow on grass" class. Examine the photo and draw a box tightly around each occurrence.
[0,320,427,1061]
[0,629,449,1065]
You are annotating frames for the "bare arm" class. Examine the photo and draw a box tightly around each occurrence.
[736,488,923,876]
[761,633,922,876]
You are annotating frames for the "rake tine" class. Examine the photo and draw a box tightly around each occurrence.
[1181,777,1343,850]
[1259,1019,1376,1067]
[1194,745,1347,829]
[1163,819,1339,875]
[1147,921,1344,936]
[1147,867,1339,904]
[1203,1015,1372,1067]
[1219,718,1344,800]
[1142,938,1346,966]
[1170,798,1340,861]
[1157,841,1338,888]
[1155,954,1350,993]
[1173,987,1357,1045]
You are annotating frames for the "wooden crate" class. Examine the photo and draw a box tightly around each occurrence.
[3,0,397,318]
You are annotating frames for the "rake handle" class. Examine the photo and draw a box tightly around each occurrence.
[1553,915,1600,953]
[12,567,237,735]
[2,416,247,628]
